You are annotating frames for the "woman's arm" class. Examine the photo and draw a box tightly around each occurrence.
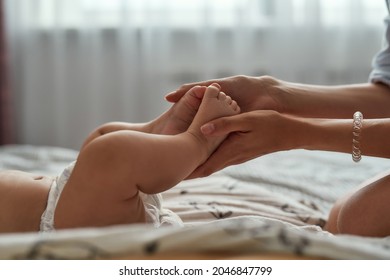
[188,110,390,178]
[166,75,390,118]
[295,116,390,158]
[278,81,390,118]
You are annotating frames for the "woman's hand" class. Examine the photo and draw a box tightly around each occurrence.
[166,75,285,113]
[188,110,296,179]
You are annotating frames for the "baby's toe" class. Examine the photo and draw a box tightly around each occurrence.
[231,100,240,112]
[225,95,233,105]
[205,84,221,98]
[218,92,227,101]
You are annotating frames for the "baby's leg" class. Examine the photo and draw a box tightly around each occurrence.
[326,170,390,237]
[81,86,207,149]
[54,85,239,229]
[96,84,239,194]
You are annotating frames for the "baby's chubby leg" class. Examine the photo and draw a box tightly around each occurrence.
[81,85,207,149]
[54,84,239,229]
[100,83,240,195]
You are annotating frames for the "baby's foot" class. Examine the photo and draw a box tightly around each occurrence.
[187,83,240,157]
[155,86,207,135]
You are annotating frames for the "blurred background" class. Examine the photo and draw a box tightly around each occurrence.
[0,0,387,149]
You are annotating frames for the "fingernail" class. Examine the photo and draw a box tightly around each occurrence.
[201,123,215,135]
[164,91,175,99]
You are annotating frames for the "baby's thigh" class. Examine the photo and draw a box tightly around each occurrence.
[54,174,147,230]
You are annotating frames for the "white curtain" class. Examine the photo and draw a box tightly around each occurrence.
[4,0,387,149]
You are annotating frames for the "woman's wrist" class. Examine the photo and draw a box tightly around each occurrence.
[282,111,390,160]
[284,114,352,154]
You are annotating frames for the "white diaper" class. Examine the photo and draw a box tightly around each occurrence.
[40,161,183,232]
[40,161,75,232]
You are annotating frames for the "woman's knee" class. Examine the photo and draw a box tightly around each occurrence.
[326,189,373,236]
[336,198,365,235]
[325,200,342,234]
[332,180,390,237]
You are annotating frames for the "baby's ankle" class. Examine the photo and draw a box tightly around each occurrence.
[185,129,213,162]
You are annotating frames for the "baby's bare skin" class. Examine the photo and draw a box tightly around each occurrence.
[0,86,208,233]
[0,84,240,233]
[0,171,54,233]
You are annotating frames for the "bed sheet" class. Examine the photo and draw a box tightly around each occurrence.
[1,145,390,259]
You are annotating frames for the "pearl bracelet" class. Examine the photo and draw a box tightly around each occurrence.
[352,111,363,163]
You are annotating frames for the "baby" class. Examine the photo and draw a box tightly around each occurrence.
[0,83,240,233]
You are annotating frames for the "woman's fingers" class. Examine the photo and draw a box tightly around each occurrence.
[188,110,285,179]
[187,133,252,178]
[201,113,250,137]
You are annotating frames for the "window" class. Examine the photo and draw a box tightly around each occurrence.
[25,0,385,31]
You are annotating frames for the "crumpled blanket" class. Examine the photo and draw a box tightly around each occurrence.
[1,145,390,259]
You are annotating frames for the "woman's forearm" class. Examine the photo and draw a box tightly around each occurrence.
[291,115,390,159]
[277,81,390,119]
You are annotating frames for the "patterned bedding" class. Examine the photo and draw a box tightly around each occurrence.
[1,145,390,259]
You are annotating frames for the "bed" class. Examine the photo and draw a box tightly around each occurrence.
[1,144,390,260]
